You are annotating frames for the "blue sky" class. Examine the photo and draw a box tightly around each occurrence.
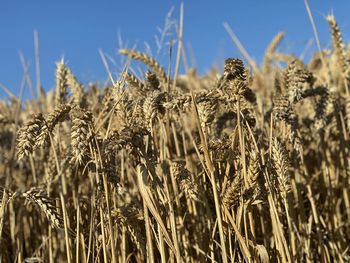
[0,1,349,99]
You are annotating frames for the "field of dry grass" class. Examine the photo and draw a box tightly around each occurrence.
[1,11,350,263]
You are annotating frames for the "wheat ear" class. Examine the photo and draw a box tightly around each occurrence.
[55,59,68,105]
[22,188,65,230]
[66,67,84,106]
[70,107,93,164]
[119,49,167,85]
[170,161,199,202]
[271,138,291,201]
[37,104,71,147]
[327,15,350,93]
[263,32,285,73]
[17,113,45,160]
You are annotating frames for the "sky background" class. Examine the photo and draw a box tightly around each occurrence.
[0,1,349,99]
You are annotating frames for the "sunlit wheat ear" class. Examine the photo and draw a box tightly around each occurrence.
[227,79,256,104]
[220,58,256,105]
[66,67,84,106]
[17,113,45,160]
[143,90,166,127]
[119,48,167,85]
[195,93,218,127]
[22,188,65,231]
[271,138,291,201]
[327,15,350,90]
[55,59,68,105]
[70,107,93,164]
[37,104,71,147]
[115,93,136,128]
[170,161,199,202]
[223,58,246,81]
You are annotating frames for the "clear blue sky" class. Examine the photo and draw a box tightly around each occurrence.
[0,1,349,99]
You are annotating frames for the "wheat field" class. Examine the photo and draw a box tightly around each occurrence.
[1,12,350,263]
